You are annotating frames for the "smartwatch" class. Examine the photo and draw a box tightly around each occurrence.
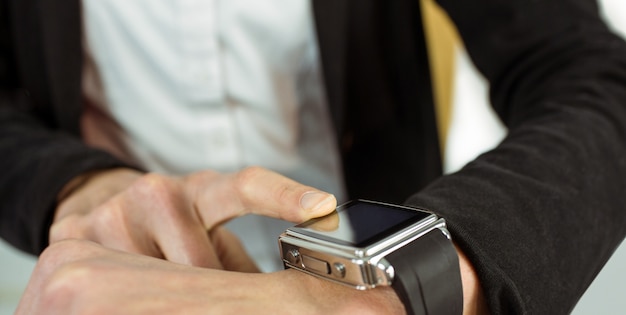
[278,199,463,315]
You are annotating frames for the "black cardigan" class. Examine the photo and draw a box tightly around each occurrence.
[1,0,625,314]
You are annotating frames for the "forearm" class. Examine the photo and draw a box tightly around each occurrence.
[416,0,626,312]
[407,84,626,312]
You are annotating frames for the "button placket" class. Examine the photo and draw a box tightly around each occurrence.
[179,0,222,103]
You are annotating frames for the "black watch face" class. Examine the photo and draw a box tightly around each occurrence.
[291,200,432,247]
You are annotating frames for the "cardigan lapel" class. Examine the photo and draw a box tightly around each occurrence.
[312,0,349,137]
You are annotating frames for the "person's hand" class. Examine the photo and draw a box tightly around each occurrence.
[49,167,337,270]
[17,239,489,315]
[16,240,405,315]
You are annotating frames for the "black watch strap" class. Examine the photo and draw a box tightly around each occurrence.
[386,228,463,315]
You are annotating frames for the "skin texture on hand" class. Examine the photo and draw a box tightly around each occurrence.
[16,240,405,315]
[50,167,337,268]
[16,239,487,315]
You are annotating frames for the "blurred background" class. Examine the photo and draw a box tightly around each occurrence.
[1,0,625,314]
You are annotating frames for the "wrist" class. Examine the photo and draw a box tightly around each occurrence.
[279,269,405,315]
[278,201,479,315]
[281,249,488,315]
[456,245,490,315]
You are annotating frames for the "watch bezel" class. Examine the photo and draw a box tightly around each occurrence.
[278,200,450,289]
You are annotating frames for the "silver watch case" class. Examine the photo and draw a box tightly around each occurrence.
[278,205,450,290]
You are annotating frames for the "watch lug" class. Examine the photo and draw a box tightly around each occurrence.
[374,259,394,286]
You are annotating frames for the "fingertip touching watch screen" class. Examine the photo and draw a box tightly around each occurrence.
[291,200,431,247]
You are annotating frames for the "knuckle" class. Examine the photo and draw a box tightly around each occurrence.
[39,259,103,312]
[43,262,91,297]
[132,173,172,195]
[130,173,183,217]
[274,184,294,203]
[93,203,124,228]
[273,186,301,221]
[233,166,265,199]
[49,215,87,243]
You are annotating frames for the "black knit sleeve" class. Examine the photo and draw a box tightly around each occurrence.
[406,0,626,313]
[0,105,137,255]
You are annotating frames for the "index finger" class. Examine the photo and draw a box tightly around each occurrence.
[185,167,337,230]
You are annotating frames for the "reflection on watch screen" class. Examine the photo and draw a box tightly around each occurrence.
[294,201,430,247]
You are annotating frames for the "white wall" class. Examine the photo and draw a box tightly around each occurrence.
[1,1,625,314]
[0,240,36,315]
